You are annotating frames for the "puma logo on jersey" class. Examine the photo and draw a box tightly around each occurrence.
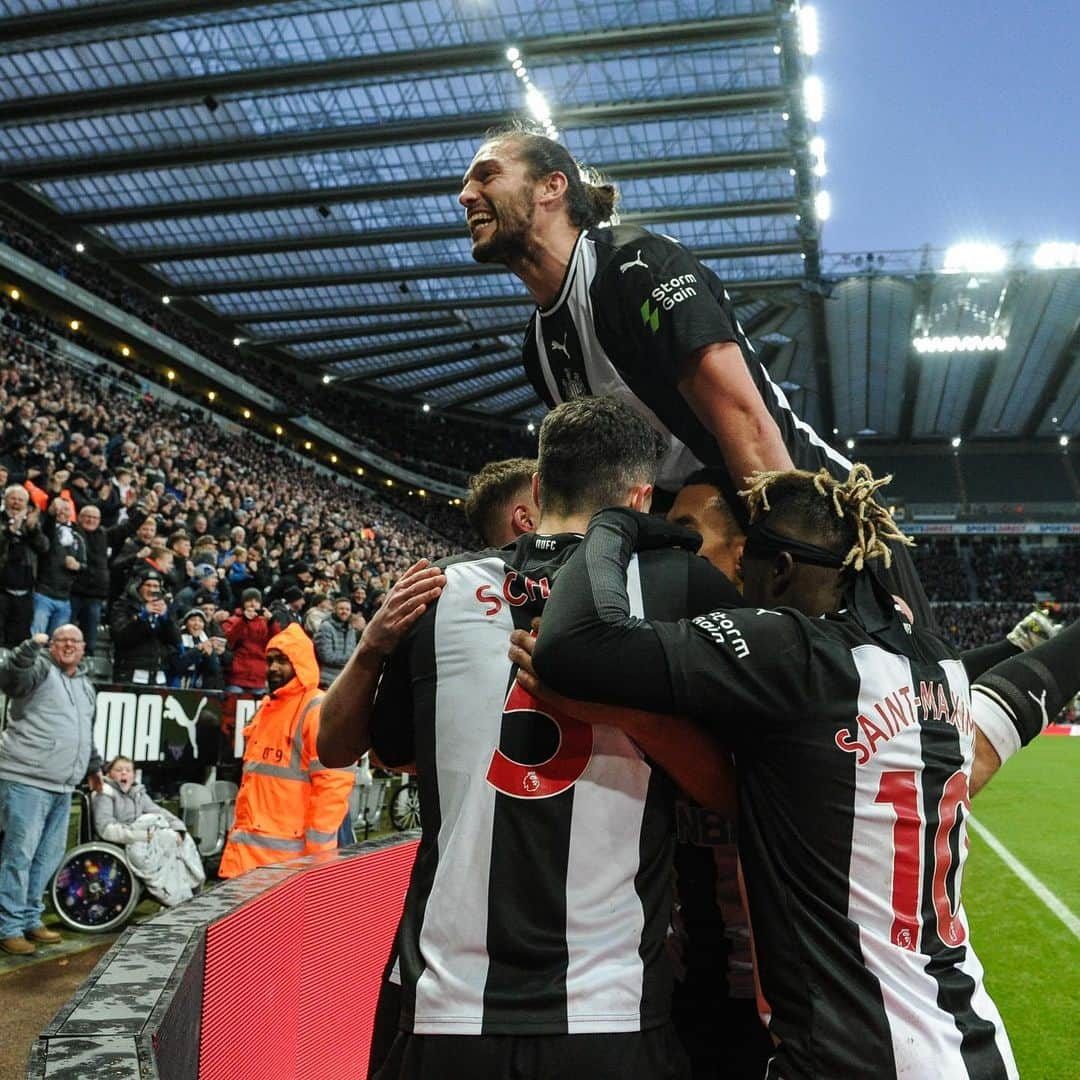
[1027,689,1050,729]
[619,250,649,274]
[549,333,571,359]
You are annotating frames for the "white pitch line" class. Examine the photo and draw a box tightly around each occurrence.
[968,815,1080,941]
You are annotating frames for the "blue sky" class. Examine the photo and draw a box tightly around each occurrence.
[815,1,1077,255]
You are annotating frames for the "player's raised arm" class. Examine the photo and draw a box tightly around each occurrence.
[318,559,444,768]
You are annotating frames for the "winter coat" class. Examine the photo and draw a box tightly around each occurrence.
[166,630,225,690]
[218,623,353,877]
[71,524,110,600]
[35,514,87,600]
[313,614,358,689]
[93,776,185,843]
[0,638,101,793]
[221,609,269,689]
[0,509,49,592]
[110,580,182,684]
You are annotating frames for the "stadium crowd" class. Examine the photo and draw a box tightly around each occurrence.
[0,209,534,485]
[0,307,463,697]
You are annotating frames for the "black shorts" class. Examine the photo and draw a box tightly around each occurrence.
[372,1022,690,1080]
[673,996,774,1079]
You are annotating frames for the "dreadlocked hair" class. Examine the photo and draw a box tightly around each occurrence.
[739,463,914,572]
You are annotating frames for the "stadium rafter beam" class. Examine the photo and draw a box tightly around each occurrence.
[1,16,779,125]
[310,323,524,365]
[69,151,794,225]
[898,272,936,441]
[450,374,535,410]
[250,316,462,348]
[334,343,510,382]
[123,200,800,262]
[172,242,802,295]
[0,0,261,45]
[4,92,789,182]
[403,357,522,396]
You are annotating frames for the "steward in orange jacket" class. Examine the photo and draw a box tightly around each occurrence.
[219,622,354,878]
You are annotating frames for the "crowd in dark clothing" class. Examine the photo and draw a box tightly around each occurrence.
[0,310,460,694]
[909,537,972,601]
[967,537,1080,602]
[931,601,1080,651]
[0,208,535,485]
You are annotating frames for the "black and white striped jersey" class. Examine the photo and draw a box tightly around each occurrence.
[520,224,933,628]
[370,531,738,1036]
[533,512,1018,1079]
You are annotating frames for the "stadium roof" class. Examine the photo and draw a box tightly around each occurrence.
[1,1,1077,443]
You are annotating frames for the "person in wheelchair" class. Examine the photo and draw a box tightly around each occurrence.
[93,756,204,906]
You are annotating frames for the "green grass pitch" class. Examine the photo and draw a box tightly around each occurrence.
[963,735,1080,1078]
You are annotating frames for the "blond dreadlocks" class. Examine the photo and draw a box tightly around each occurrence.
[739,463,914,572]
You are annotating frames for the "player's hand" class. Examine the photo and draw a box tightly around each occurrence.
[508,627,583,721]
[359,559,445,657]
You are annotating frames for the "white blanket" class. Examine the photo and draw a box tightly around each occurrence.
[125,812,206,907]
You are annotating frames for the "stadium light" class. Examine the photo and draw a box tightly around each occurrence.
[232,337,242,347]
[161,295,170,304]
[356,466,364,476]
[330,454,338,464]
[322,374,333,384]
[242,408,251,419]
[1060,435,1070,447]
[8,288,18,300]
[207,390,216,401]
[69,319,80,331]
[809,136,827,177]
[166,369,175,381]
[418,489,426,497]
[120,345,130,357]
[386,479,393,487]
[527,85,551,123]
[845,437,855,450]
[799,5,820,56]
[803,76,824,122]
[506,46,520,62]
[951,435,962,448]
[74,242,85,253]
[814,191,832,221]
[943,244,1007,274]
[912,335,1007,354]
[1033,242,1080,269]
[304,441,313,450]
[527,422,536,433]
[274,425,283,436]
[421,403,431,413]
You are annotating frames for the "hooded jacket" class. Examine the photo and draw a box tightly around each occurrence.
[110,577,181,683]
[221,607,269,689]
[218,623,353,878]
[93,776,185,843]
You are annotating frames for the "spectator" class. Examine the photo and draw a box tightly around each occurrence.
[174,562,231,619]
[71,503,109,654]
[222,587,270,697]
[269,585,306,636]
[0,627,102,955]
[93,755,204,906]
[31,496,87,637]
[110,569,180,685]
[167,609,226,690]
[314,594,360,690]
[304,594,333,636]
[0,484,49,646]
[218,623,354,877]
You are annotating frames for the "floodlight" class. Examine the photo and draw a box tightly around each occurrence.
[304,441,313,450]
[232,337,242,346]
[1033,242,1080,269]
[527,85,551,122]
[8,288,18,300]
[162,295,170,304]
[506,47,520,62]
[951,436,962,448]
[242,408,251,419]
[1060,435,1070,448]
[322,374,332,384]
[74,242,85,253]
[330,454,338,464]
[845,438,855,450]
[815,191,831,221]
[356,466,364,475]
[120,345,130,357]
[527,422,536,433]
[912,335,1007,354]
[803,75,824,122]
[809,136,826,176]
[943,244,1006,274]
[421,403,431,413]
[799,5,820,56]
[274,425,283,436]
[69,319,80,331]
[207,391,216,401]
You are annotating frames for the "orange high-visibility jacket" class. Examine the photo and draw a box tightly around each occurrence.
[218,622,354,878]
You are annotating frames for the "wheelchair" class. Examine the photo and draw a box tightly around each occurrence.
[50,790,142,934]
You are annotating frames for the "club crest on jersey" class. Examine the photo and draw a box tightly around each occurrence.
[486,679,593,799]
[559,370,588,399]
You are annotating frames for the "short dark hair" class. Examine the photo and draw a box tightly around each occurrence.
[465,457,536,546]
[486,124,617,229]
[679,468,743,535]
[538,398,662,517]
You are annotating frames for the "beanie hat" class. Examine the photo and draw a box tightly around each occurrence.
[241,587,262,604]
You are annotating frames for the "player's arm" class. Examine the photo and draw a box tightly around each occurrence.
[968,618,1080,794]
[532,508,802,729]
[318,560,445,768]
[677,342,794,488]
[510,630,736,815]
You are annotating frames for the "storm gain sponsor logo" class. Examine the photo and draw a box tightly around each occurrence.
[639,273,699,333]
[691,611,749,658]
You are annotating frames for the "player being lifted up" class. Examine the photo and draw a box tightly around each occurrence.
[459,126,933,626]
[523,462,1079,1080]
